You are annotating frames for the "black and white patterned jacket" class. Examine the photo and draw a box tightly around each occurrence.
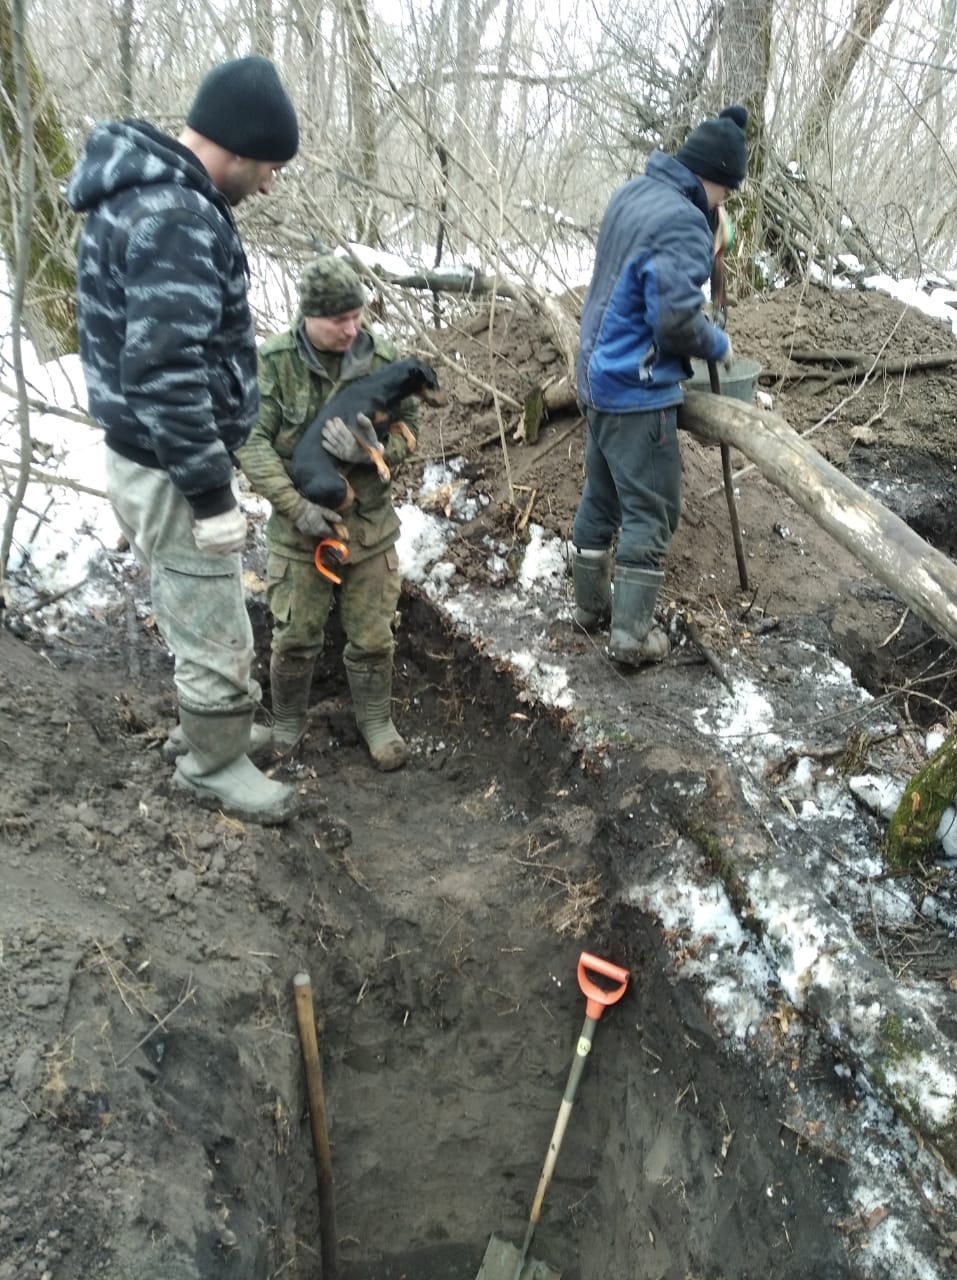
[67,120,258,518]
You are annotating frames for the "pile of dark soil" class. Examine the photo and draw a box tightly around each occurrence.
[408,279,957,718]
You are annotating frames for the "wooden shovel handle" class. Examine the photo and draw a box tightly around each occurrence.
[293,973,338,1280]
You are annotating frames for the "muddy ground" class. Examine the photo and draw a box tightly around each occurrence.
[2,280,957,1280]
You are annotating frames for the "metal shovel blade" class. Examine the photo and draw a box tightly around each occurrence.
[475,1234,561,1280]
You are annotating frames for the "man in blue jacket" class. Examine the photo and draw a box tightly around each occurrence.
[67,56,303,823]
[572,105,749,666]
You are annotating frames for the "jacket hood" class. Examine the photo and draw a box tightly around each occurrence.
[66,119,220,214]
[645,149,711,219]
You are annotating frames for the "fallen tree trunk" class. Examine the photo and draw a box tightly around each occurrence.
[677,391,957,649]
[884,731,957,869]
[789,349,957,370]
[520,377,577,443]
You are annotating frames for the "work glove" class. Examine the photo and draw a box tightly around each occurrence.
[290,496,341,538]
[321,413,384,464]
[192,507,247,555]
[720,334,735,373]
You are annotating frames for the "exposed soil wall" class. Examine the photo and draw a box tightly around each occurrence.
[1,591,857,1280]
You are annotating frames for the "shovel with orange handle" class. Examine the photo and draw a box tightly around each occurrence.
[477,951,630,1280]
[314,537,349,585]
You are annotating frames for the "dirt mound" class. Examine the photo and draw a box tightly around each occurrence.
[409,280,957,715]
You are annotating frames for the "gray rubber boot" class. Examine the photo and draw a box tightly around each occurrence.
[269,652,315,752]
[162,720,273,764]
[608,564,670,666]
[173,706,301,825]
[344,657,408,771]
[571,547,612,631]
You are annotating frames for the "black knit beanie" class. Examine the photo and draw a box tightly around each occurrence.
[675,105,748,189]
[187,56,299,163]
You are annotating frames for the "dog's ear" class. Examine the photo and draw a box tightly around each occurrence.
[416,359,439,389]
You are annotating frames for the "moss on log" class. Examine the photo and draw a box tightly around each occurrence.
[885,732,957,870]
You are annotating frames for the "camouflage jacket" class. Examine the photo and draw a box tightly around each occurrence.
[237,323,419,564]
[66,120,257,520]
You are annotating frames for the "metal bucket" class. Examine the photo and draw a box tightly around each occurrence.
[687,356,762,403]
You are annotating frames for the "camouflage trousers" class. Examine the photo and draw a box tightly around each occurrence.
[266,546,401,664]
[105,450,260,713]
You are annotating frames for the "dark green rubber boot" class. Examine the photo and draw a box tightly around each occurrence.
[344,657,408,771]
[608,565,670,666]
[173,705,301,825]
[571,547,612,631]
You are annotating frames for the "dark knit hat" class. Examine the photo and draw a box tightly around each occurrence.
[187,56,299,163]
[675,104,748,189]
[299,255,367,316]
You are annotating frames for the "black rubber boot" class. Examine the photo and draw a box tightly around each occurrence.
[571,547,612,631]
[344,657,408,771]
[269,652,315,752]
[173,705,301,825]
[608,565,670,666]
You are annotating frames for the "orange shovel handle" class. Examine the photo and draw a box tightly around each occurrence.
[577,951,629,1020]
[314,537,349,585]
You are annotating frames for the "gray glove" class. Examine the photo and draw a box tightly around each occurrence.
[321,413,383,465]
[290,497,341,538]
[720,334,735,372]
[192,507,247,555]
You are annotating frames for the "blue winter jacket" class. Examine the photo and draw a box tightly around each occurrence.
[577,151,731,413]
[66,120,259,519]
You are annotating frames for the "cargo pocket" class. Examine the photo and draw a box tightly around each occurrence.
[274,387,314,460]
[154,556,253,686]
[352,503,401,549]
[266,553,294,624]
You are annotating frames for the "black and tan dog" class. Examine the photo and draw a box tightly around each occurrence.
[291,357,447,517]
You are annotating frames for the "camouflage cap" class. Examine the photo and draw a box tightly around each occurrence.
[299,255,367,317]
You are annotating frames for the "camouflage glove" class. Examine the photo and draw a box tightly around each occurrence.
[192,507,247,555]
[290,496,341,538]
[321,414,383,464]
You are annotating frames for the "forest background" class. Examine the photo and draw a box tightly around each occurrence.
[2,0,956,385]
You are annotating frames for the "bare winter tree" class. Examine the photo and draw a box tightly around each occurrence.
[12,0,957,331]
[341,0,381,246]
[0,2,76,360]
[795,0,896,169]
[1,0,38,590]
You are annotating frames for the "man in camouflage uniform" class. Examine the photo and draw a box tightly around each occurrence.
[67,56,302,824]
[237,256,417,771]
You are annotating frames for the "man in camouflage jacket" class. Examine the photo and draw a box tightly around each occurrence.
[237,255,418,771]
[67,56,301,823]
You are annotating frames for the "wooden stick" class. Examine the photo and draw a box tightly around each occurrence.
[685,618,734,692]
[788,349,955,374]
[707,359,750,592]
[293,973,338,1280]
[116,975,196,1066]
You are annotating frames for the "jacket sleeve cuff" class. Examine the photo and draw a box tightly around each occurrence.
[188,484,236,520]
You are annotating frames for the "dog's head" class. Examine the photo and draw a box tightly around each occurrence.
[398,358,447,406]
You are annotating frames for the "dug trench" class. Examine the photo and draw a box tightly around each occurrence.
[3,582,868,1280]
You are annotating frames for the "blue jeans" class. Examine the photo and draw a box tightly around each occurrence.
[571,405,681,569]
